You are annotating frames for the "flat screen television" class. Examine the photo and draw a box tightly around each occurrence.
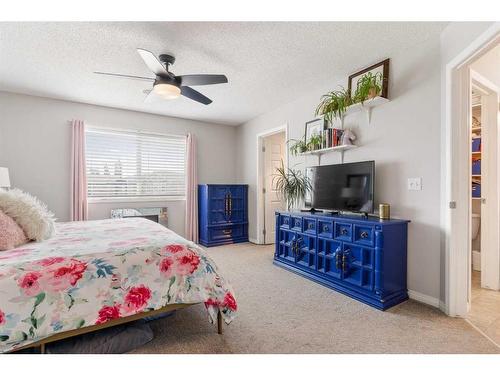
[305,161,375,213]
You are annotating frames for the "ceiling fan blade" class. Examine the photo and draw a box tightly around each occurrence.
[180,86,212,105]
[137,49,169,78]
[94,72,155,82]
[177,74,228,86]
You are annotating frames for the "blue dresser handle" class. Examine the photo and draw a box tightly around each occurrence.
[360,231,369,239]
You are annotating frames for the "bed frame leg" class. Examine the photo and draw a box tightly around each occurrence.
[40,343,46,354]
[217,311,223,335]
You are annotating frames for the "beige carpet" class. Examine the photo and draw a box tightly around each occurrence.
[131,243,500,354]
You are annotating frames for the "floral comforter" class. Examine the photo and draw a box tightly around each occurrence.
[0,218,237,353]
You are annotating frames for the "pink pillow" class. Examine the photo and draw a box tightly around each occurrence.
[0,209,29,251]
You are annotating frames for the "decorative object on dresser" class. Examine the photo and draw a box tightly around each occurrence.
[111,207,168,227]
[198,184,248,247]
[274,211,410,310]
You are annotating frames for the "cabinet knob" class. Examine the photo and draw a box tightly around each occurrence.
[323,225,329,232]
[341,228,348,235]
[360,231,369,239]
[308,223,314,229]
[284,218,289,225]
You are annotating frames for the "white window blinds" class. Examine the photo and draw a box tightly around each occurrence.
[85,128,186,199]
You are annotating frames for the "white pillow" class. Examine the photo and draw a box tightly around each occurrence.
[0,188,56,241]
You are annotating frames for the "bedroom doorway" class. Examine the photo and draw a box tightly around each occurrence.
[256,124,288,245]
[445,29,500,318]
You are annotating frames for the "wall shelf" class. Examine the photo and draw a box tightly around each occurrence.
[317,96,390,125]
[300,144,357,164]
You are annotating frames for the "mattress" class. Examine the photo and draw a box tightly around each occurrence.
[0,218,237,353]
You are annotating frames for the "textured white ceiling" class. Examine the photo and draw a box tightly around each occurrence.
[0,22,447,125]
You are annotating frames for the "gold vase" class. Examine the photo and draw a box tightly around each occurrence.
[379,203,390,220]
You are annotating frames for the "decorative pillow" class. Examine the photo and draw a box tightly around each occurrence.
[0,209,29,251]
[0,188,56,241]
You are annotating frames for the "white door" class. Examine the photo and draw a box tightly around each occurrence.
[477,82,500,290]
[263,132,285,244]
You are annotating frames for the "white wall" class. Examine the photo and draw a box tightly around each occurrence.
[471,44,500,87]
[0,92,238,237]
[236,36,443,300]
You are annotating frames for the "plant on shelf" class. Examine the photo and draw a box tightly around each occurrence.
[315,86,352,124]
[307,133,324,151]
[288,137,308,156]
[353,71,383,103]
[273,160,311,211]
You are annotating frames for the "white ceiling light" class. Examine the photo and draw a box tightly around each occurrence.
[153,83,181,99]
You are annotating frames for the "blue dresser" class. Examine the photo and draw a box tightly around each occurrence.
[198,184,249,247]
[274,211,410,310]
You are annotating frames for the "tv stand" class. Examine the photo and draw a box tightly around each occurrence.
[274,211,410,310]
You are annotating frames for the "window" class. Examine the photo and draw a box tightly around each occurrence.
[85,127,186,200]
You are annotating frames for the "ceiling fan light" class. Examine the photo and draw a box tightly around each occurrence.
[153,83,181,99]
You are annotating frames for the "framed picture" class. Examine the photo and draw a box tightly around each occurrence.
[348,58,390,100]
[304,118,326,145]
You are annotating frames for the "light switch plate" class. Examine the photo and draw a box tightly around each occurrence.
[408,177,422,191]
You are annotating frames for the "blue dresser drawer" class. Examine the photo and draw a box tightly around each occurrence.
[209,224,245,242]
[303,217,317,235]
[318,219,334,238]
[279,214,292,229]
[353,224,375,247]
[291,216,302,232]
[334,222,352,242]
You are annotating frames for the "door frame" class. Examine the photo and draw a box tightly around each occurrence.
[444,27,500,317]
[255,124,288,245]
[471,71,500,291]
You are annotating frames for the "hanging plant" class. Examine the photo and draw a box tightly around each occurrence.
[315,87,352,125]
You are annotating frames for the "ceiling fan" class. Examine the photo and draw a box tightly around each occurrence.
[94,49,228,105]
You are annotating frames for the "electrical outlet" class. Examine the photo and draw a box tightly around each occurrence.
[408,177,422,191]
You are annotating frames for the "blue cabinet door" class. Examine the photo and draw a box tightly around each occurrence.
[277,229,297,263]
[294,233,316,271]
[341,243,374,291]
[317,238,343,280]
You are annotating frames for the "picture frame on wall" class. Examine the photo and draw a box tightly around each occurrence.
[304,118,326,145]
[348,58,390,101]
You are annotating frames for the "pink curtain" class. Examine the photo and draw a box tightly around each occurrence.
[185,133,198,242]
[70,120,88,221]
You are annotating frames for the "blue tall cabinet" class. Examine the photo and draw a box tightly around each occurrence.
[274,211,410,310]
[198,184,249,247]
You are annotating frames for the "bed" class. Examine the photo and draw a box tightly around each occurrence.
[0,218,237,353]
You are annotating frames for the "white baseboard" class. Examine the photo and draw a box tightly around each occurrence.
[408,289,441,309]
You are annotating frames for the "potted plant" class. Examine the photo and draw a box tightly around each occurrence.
[288,137,308,156]
[315,87,352,125]
[353,71,383,103]
[273,161,311,211]
[307,133,323,151]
